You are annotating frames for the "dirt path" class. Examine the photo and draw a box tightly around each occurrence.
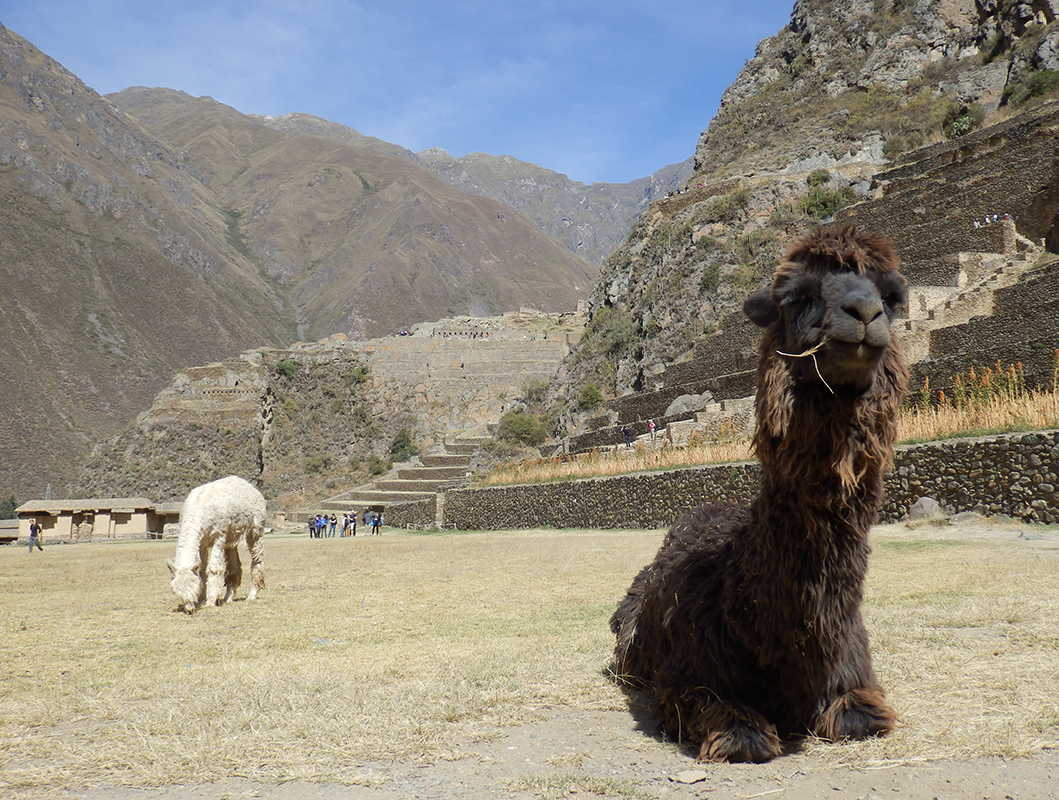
[20,519,1059,800]
[33,706,1059,800]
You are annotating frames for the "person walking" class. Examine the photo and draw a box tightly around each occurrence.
[621,424,631,450]
[28,518,43,552]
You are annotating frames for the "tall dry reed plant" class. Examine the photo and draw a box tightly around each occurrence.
[900,356,1059,444]
[479,421,752,487]
[483,355,1059,487]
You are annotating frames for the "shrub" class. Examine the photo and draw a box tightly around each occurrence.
[522,378,549,405]
[0,494,17,519]
[799,183,854,220]
[806,168,831,188]
[389,428,420,462]
[275,359,301,379]
[367,453,391,475]
[305,454,330,474]
[496,411,548,446]
[579,383,605,410]
[943,103,986,139]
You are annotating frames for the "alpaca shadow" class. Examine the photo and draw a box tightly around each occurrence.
[601,661,805,761]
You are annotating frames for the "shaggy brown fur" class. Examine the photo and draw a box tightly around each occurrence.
[611,225,909,763]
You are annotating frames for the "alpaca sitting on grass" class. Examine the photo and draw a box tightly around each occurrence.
[611,226,909,762]
[168,475,266,613]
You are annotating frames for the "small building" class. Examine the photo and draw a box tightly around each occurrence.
[15,498,165,542]
[0,518,19,545]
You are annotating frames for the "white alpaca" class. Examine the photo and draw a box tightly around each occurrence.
[168,475,266,613]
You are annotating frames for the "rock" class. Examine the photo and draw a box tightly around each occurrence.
[671,770,709,784]
[908,496,944,521]
[664,391,714,417]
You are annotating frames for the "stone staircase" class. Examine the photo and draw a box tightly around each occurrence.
[303,424,490,529]
[899,235,1041,363]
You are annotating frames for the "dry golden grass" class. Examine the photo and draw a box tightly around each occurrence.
[2,524,1058,793]
[898,388,1059,444]
[478,438,753,487]
[482,385,1059,487]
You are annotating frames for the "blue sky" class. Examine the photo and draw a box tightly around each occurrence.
[2,1,794,184]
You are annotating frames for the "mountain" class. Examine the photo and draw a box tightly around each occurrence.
[0,25,598,501]
[0,24,292,501]
[559,0,1059,406]
[108,88,599,341]
[255,111,693,266]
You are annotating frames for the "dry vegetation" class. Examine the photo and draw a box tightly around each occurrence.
[2,525,1059,794]
[483,361,1059,487]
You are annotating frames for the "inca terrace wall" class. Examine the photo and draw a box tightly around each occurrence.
[442,429,1059,529]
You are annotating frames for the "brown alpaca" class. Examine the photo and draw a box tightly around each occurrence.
[611,225,909,763]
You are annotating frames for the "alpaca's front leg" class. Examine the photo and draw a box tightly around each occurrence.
[204,538,228,606]
[815,686,896,741]
[224,544,242,603]
[688,700,782,763]
[246,532,265,601]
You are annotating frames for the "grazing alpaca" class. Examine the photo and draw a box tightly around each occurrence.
[168,475,266,613]
[611,225,909,763]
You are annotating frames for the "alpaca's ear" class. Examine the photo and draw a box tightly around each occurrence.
[743,289,778,327]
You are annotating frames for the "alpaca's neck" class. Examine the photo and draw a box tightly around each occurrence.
[754,383,894,522]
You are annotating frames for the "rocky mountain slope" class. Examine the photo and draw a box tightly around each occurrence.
[559,0,1059,411]
[0,24,293,502]
[256,111,693,266]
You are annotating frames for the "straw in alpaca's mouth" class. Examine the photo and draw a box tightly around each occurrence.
[777,339,834,394]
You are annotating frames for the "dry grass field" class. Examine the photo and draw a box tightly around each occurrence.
[2,523,1059,798]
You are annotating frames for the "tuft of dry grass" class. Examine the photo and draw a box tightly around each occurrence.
[898,386,1059,444]
[482,363,1059,488]
[1,524,1058,793]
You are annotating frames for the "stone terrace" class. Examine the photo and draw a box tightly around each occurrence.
[566,103,1059,454]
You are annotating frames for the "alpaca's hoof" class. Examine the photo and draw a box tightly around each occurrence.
[817,688,897,741]
[698,722,781,763]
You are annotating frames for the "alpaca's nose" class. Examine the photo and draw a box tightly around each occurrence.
[840,295,883,326]
[831,289,890,347]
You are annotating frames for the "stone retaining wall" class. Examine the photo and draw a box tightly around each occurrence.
[443,429,1059,529]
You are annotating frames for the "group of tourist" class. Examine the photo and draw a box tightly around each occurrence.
[307,510,384,538]
[973,212,1011,229]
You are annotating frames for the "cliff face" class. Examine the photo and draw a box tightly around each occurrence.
[698,0,1059,177]
[558,0,1059,415]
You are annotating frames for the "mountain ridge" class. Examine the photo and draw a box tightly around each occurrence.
[253,109,692,265]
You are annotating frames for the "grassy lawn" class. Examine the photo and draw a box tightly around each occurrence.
[2,525,1058,792]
